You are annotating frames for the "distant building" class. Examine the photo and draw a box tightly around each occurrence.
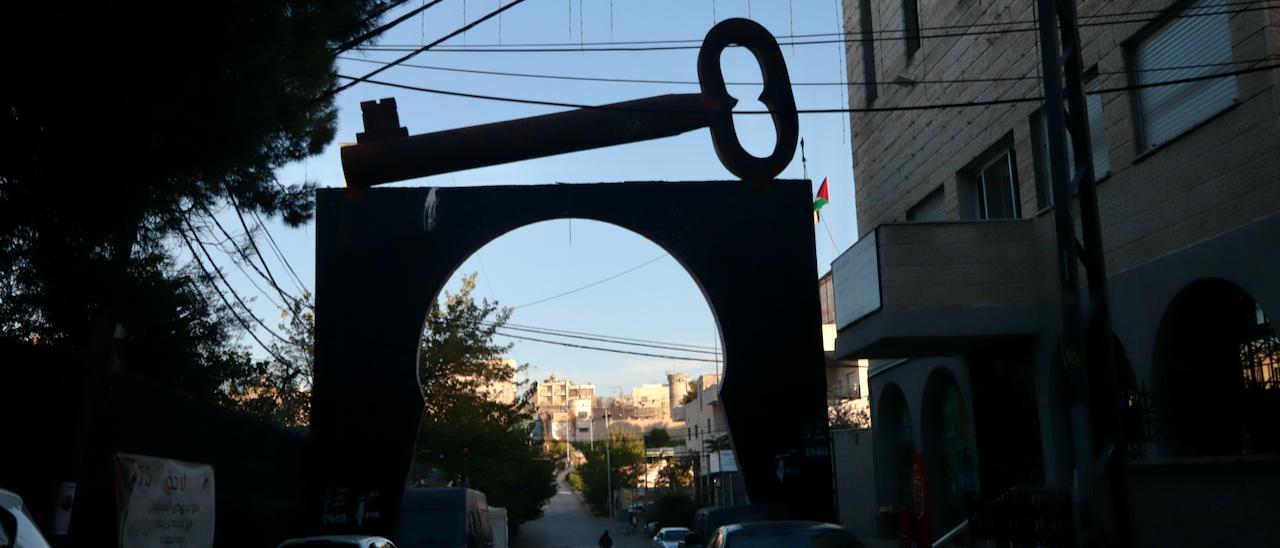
[821,272,870,430]
[533,375,596,446]
[676,374,742,507]
[535,375,595,409]
[667,373,690,421]
[477,359,519,405]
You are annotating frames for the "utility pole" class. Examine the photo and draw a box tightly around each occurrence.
[604,407,613,519]
[1035,0,1125,545]
[605,386,623,519]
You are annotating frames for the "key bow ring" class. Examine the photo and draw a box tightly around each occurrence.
[698,18,800,181]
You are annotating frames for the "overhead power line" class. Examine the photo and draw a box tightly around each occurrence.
[496,330,719,363]
[178,223,302,366]
[194,213,290,311]
[249,207,309,296]
[488,323,721,355]
[337,60,1280,114]
[500,321,718,352]
[327,0,529,99]
[333,0,448,54]
[183,219,296,348]
[349,2,1277,52]
[338,54,1278,88]
[515,254,668,308]
[222,188,301,309]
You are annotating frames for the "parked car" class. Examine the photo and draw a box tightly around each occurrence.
[680,504,788,548]
[395,487,492,548]
[0,488,51,548]
[277,535,397,547]
[642,521,660,537]
[705,521,862,548]
[652,526,691,548]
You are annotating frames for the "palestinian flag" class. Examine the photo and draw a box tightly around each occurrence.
[813,177,830,223]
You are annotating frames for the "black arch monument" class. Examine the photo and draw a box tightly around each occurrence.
[312,17,834,536]
[313,181,834,533]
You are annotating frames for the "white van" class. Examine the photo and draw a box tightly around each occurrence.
[0,488,52,548]
[487,507,508,548]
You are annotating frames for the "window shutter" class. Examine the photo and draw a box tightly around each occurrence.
[1136,0,1237,151]
[1086,84,1110,177]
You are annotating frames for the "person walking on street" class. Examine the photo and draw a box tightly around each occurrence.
[598,530,613,548]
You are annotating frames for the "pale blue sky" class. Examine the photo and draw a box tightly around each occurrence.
[212,0,858,391]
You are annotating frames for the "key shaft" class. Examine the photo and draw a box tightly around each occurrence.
[342,93,710,188]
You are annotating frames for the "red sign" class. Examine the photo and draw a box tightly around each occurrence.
[911,454,932,546]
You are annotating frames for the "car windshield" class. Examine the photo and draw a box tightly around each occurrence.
[396,510,464,546]
[729,530,859,548]
[287,542,364,547]
[661,529,690,541]
[712,509,782,530]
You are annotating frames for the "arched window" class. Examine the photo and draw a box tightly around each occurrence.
[874,383,915,510]
[922,368,978,534]
[1154,279,1280,456]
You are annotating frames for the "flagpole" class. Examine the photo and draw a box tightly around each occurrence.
[821,218,839,254]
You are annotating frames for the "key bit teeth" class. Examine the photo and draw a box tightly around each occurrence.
[356,98,409,144]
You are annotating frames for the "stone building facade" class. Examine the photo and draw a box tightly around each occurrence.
[833,0,1280,545]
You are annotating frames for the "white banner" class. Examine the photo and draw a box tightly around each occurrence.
[114,453,215,548]
[718,450,738,473]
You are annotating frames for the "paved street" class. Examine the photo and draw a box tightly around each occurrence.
[515,476,649,548]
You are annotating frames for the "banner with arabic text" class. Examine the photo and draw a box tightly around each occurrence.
[114,452,215,548]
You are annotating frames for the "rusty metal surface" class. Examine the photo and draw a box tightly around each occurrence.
[697,18,798,182]
[341,94,710,186]
[340,18,799,187]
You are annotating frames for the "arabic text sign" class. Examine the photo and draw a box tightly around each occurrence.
[114,453,215,548]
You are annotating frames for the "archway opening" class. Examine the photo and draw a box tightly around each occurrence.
[1154,278,1280,456]
[312,182,836,533]
[922,367,978,535]
[874,383,915,511]
[409,218,726,526]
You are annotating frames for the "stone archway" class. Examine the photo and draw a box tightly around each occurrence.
[311,181,833,535]
[1153,278,1280,457]
[921,367,978,536]
[874,382,915,511]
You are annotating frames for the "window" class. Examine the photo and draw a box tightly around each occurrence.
[578,427,590,433]
[1086,79,1110,177]
[1132,0,1236,152]
[902,0,921,57]
[906,186,946,221]
[961,144,1021,220]
[847,372,862,399]
[858,0,878,105]
[1031,78,1111,210]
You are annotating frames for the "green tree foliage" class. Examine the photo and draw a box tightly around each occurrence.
[570,429,646,515]
[704,434,732,452]
[656,456,695,490]
[224,292,316,427]
[411,274,556,532]
[649,492,699,529]
[644,427,674,448]
[0,0,385,403]
[680,384,699,405]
